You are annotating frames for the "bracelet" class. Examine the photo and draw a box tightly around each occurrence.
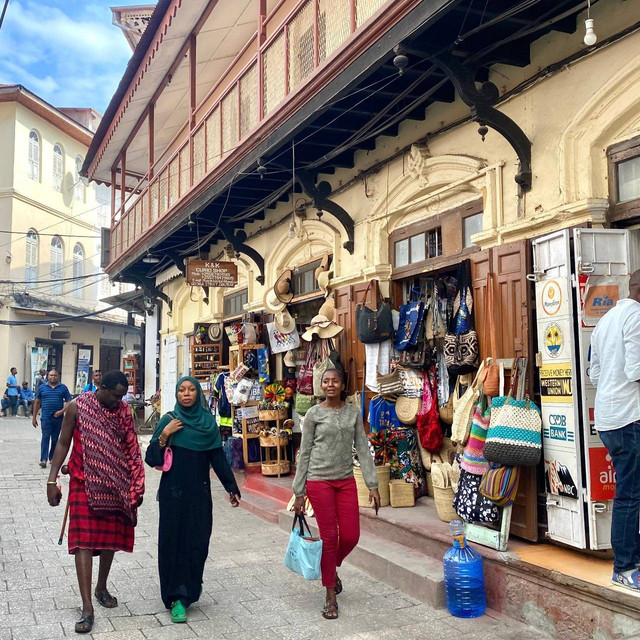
[158,438,166,447]
[46,481,57,486]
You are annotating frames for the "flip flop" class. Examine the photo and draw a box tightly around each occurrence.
[171,600,187,623]
[74,614,94,634]
[322,601,338,620]
[335,576,343,595]
[95,590,118,608]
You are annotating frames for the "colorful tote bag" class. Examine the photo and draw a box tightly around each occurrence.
[284,514,322,580]
[460,398,490,475]
[479,463,521,507]
[453,468,500,524]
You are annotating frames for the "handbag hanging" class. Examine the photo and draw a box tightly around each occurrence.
[394,287,424,351]
[479,273,501,396]
[479,462,521,507]
[313,342,335,398]
[356,280,394,344]
[453,468,500,524]
[296,342,316,396]
[450,361,485,446]
[460,395,491,475]
[417,368,443,453]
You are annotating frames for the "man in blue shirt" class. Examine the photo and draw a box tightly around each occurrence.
[33,370,71,468]
[82,370,102,393]
[18,382,35,417]
[2,367,20,417]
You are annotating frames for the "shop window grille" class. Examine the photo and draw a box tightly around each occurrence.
[206,107,221,172]
[169,157,179,206]
[193,126,205,184]
[151,180,159,222]
[394,228,442,267]
[292,258,323,296]
[356,0,386,27]
[159,167,169,216]
[288,1,314,92]
[427,227,442,259]
[240,64,258,139]
[319,0,350,62]
[179,145,190,196]
[263,33,285,116]
[222,86,239,154]
[224,289,248,318]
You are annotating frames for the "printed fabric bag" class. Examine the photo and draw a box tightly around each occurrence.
[484,394,542,467]
[394,287,425,351]
[376,368,404,396]
[284,514,323,580]
[296,342,316,396]
[453,468,500,524]
[417,369,443,454]
[267,322,300,354]
[356,280,394,344]
[479,462,521,507]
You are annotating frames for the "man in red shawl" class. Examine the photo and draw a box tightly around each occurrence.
[46,370,145,634]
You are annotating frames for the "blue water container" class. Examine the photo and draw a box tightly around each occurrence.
[443,520,486,618]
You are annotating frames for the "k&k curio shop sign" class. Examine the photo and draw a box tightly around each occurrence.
[186,260,238,288]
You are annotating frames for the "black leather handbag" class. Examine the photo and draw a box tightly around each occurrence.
[356,280,393,344]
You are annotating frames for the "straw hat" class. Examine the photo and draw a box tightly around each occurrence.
[274,309,296,334]
[264,288,286,313]
[318,296,336,322]
[207,323,223,342]
[283,350,296,368]
[274,269,294,304]
[302,314,343,341]
[317,270,333,295]
[314,255,330,281]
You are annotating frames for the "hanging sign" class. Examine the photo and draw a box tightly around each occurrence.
[186,260,238,288]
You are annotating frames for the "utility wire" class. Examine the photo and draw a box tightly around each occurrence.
[0,0,9,32]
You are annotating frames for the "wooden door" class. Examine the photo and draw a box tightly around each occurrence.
[334,281,380,429]
[471,241,538,542]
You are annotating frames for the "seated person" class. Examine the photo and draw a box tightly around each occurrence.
[19,382,35,416]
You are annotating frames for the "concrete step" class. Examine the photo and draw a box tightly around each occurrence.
[278,509,445,609]
[243,472,294,504]
[238,491,286,524]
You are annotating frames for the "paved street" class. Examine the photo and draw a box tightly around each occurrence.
[0,417,549,640]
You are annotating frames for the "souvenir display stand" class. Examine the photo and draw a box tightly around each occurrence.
[232,401,261,468]
[191,342,221,388]
[229,344,264,370]
[259,431,290,477]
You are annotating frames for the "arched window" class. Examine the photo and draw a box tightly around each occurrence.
[53,144,63,192]
[25,229,38,286]
[28,130,40,180]
[72,243,84,298]
[74,156,84,201]
[50,236,63,295]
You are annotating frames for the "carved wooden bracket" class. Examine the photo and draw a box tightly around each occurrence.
[220,226,265,285]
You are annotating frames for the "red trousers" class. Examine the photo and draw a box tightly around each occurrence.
[306,477,360,588]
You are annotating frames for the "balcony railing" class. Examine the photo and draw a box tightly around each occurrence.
[111,0,389,264]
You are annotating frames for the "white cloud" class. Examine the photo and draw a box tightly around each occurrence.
[0,0,133,111]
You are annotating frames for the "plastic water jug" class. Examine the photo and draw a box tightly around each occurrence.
[443,520,486,617]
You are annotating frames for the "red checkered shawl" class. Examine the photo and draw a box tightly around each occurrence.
[76,392,144,525]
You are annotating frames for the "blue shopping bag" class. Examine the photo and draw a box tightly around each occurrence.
[284,514,323,580]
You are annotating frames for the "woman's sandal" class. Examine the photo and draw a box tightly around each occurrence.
[95,590,118,608]
[322,601,339,620]
[74,614,94,634]
[171,600,188,623]
[335,576,343,595]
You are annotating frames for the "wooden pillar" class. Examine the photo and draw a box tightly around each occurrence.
[189,33,196,188]
[110,167,117,222]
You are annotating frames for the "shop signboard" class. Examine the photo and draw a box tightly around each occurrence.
[74,347,92,395]
[29,345,49,388]
[532,230,586,549]
[186,260,238,288]
[573,228,633,550]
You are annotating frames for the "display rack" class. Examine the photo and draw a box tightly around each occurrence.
[191,342,221,390]
[123,356,139,394]
[229,343,264,370]
[258,408,290,477]
[231,401,261,467]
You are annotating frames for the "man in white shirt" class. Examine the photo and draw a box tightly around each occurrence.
[590,270,640,591]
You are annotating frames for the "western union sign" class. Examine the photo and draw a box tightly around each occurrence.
[540,363,573,403]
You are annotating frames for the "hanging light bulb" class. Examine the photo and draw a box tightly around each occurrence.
[288,217,297,239]
[584,0,597,46]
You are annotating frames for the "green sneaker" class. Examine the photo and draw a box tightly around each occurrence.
[170,600,187,623]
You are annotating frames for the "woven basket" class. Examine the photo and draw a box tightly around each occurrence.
[433,486,457,522]
[354,465,390,507]
[259,408,288,421]
[259,435,289,447]
[261,460,290,476]
[389,479,415,508]
[425,471,434,497]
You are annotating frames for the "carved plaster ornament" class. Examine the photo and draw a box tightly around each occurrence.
[407,144,432,187]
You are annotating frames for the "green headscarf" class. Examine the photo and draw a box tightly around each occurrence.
[152,376,221,450]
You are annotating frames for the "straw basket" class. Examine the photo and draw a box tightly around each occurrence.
[259,435,289,447]
[354,465,390,507]
[259,408,288,421]
[433,486,457,522]
[425,471,434,497]
[261,460,290,476]
[389,479,415,508]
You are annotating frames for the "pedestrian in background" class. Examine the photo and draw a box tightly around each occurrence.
[2,367,20,417]
[145,376,240,624]
[83,370,102,393]
[590,269,640,591]
[46,370,145,634]
[292,367,380,620]
[19,382,34,417]
[34,368,47,392]
[32,370,71,468]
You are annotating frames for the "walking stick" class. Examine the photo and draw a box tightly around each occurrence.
[58,464,69,546]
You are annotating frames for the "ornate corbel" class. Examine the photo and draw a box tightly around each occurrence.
[431,52,532,191]
[296,169,355,254]
[123,272,173,314]
[220,226,265,285]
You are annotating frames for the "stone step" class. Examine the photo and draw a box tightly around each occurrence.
[238,490,286,524]
[242,472,294,504]
[278,509,446,609]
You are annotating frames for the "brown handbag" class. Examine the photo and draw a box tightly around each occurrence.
[479,273,500,397]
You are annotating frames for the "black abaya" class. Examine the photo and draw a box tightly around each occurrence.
[149,442,240,609]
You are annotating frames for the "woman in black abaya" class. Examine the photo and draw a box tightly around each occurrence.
[146,376,241,623]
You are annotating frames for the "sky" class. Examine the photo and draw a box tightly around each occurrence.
[0,0,148,114]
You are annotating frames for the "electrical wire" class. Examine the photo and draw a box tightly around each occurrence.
[0,0,9,31]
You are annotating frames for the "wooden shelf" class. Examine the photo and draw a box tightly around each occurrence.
[231,401,261,467]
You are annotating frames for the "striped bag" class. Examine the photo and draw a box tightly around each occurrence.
[479,463,521,507]
[460,398,490,475]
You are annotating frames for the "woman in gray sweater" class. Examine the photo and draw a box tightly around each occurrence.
[293,367,380,620]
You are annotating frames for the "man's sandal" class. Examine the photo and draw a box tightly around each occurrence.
[95,590,118,608]
[322,601,339,620]
[74,614,94,634]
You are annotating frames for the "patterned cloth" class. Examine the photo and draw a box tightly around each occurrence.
[75,392,144,526]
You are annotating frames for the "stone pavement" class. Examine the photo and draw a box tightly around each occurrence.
[0,416,550,639]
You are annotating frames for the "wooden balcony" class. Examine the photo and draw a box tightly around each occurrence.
[109,0,392,268]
